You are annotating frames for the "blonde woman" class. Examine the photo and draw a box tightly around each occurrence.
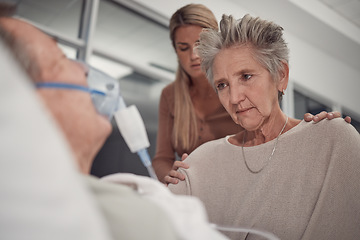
[152,4,242,184]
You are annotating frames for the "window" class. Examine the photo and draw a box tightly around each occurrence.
[294,90,331,119]
[58,43,77,59]
[94,0,176,76]
[342,109,360,133]
[16,0,84,38]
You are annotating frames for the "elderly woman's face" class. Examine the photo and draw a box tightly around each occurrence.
[212,45,283,131]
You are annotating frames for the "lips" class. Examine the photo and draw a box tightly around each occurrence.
[237,107,253,114]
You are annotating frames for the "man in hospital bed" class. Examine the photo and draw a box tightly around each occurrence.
[0,3,229,240]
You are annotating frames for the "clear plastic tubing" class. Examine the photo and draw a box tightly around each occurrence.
[137,148,158,180]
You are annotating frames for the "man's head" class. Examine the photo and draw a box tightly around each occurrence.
[0,11,112,174]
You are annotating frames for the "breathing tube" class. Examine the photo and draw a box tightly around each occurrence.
[83,61,157,180]
[114,97,158,180]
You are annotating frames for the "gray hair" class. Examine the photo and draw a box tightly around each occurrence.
[0,2,40,81]
[197,14,289,87]
[0,24,33,79]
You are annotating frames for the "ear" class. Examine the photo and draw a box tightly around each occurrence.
[277,61,289,93]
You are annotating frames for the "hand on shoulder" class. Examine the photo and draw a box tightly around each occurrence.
[304,111,351,123]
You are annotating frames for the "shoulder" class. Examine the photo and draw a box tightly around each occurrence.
[159,82,175,107]
[161,82,175,99]
[185,137,228,161]
[170,137,231,195]
[303,118,358,137]
[297,119,360,151]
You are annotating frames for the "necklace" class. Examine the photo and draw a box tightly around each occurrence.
[241,116,288,174]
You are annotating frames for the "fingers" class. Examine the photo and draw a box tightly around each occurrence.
[326,112,334,120]
[305,111,351,124]
[329,111,341,119]
[164,170,186,185]
[313,111,327,122]
[172,160,189,170]
[165,156,190,185]
[331,112,351,123]
[304,113,314,122]
[345,116,352,124]
[164,175,178,185]
[170,169,186,181]
[181,153,189,161]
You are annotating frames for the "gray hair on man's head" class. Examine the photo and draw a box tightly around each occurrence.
[197,14,289,87]
[0,3,34,81]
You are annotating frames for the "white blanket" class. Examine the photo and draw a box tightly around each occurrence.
[101,173,229,240]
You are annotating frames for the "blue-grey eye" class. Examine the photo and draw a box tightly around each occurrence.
[244,74,252,80]
[216,82,228,90]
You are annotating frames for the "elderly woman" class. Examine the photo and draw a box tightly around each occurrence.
[169,14,360,240]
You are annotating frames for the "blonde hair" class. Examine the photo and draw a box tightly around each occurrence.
[197,14,289,100]
[169,4,218,152]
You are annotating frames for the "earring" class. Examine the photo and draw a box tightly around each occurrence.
[281,89,285,96]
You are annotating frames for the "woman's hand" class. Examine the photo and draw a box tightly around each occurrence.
[304,111,351,123]
[164,153,189,186]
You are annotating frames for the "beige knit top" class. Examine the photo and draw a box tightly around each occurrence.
[169,119,360,240]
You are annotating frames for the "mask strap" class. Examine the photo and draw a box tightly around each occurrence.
[35,82,105,96]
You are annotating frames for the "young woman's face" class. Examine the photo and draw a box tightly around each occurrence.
[174,25,205,79]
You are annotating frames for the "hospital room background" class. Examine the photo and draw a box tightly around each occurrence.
[5,0,360,177]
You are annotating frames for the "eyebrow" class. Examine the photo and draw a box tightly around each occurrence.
[213,77,225,86]
[233,69,253,77]
[213,68,254,84]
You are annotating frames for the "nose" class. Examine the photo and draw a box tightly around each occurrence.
[229,83,245,105]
